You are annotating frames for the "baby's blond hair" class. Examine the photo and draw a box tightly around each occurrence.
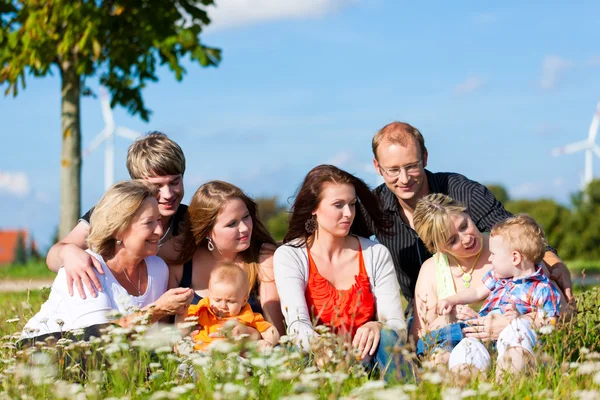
[209,262,250,296]
[490,214,547,264]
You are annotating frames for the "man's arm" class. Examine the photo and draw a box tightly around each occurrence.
[46,221,104,298]
[542,250,574,306]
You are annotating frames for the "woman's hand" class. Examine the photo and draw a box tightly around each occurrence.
[62,244,104,299]
[352,321,382,359]
[152,287,194,320]
[454,305,479,321]
[462,312,511,342]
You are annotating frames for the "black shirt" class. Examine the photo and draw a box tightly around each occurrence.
[370,170,513,315]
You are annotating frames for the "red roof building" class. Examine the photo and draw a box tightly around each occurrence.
[0,229,30,265]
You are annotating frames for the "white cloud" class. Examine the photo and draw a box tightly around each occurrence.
[540,55,573,90]
[327,151,352,166]
[206,0,355,31]
[0,171,30,197]
[454,76,486,95]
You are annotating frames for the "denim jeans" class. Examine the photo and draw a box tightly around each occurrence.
[369,328,412,382]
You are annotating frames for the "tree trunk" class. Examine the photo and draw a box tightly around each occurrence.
[58,64,81,240]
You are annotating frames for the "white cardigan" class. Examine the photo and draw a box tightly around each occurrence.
[273,236,406,350]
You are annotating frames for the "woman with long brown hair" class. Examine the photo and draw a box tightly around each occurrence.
[168,181,285,335]
[273,165,409,381]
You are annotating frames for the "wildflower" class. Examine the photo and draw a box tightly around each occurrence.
[208,340,234,354]
[441,388,462,400]
[402,384,418,392]
[577,362,600,375]
[574,390,600,400]
[581,347,591,355]
[423,371,444,384]
[539,325,555,335]
[594,372,600,385]
[250,357,269,369]
[461,389,477,398]
[478,382,493,394]
[278,371,299,381]
[372,387,410,400]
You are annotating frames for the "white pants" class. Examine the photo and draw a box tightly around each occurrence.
[448,318,537,371]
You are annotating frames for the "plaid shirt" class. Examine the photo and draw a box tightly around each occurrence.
[479,266,561,318]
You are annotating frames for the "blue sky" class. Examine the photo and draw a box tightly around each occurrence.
[2,0,600,251]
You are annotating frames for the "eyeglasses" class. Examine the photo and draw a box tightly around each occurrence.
[379,160,423,178]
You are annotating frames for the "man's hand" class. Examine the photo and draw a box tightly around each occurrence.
[352,321,382,360]
[62,244,104,299]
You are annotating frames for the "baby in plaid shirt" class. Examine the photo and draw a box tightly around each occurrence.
[437,214,561,380]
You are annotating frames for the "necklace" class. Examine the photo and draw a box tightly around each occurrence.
[114,257,142,296]
[451,248,482,288]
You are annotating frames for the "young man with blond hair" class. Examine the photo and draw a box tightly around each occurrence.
[367,121,573,321]
[437,215,560,380]
[46,132,191,302]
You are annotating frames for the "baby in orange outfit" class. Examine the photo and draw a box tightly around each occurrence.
[185,262,279,350]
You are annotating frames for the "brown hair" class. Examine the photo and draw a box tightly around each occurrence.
[209,261,250,297]
[175,181,276,291]
[126,131,186,179]
[490,214,547,264]
[284,164,390,246]
[413,193,468,254]
[88,180,158,258]
[372,122,427,160]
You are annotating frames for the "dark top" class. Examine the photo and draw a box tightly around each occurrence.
[180,259,263,313]
[368,170,513,315]
[81,204,188,247]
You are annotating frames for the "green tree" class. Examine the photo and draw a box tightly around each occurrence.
[560,180,600,260]
[485,184,510,204]
[0,1,221,239]
[13,231,27,265]
[267,211,289,242]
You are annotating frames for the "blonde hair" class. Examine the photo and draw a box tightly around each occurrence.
[87,180,158,258]
[175,181,277,292]
[490,214,547,263]
[209,261,250,297]
[372,122,427,160]
[413,193,468,253]
[126,132,186,179]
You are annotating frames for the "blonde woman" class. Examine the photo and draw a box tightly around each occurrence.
[169,181,285,336]
[20,180,193,343]
[411,194,519,364]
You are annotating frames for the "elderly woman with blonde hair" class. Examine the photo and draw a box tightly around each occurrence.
[20,180,193,344]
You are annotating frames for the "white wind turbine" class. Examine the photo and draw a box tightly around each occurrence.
[83,89,141,191]
[552,102,600,189]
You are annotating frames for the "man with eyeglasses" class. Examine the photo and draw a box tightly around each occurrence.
[368,121,574,321]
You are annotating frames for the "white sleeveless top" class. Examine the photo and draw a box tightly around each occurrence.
[21,250,168,339]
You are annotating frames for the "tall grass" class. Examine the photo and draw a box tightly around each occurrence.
[0,260,55,280]
[0,288,599,399]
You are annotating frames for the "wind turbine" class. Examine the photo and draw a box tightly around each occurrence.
[552,102,600,189]
[83,90,141,191]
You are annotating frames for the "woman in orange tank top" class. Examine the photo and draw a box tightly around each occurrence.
[274,165,411,382]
